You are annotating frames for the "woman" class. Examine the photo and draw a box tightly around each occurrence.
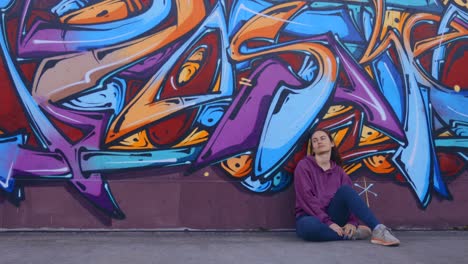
[294,129,400,246]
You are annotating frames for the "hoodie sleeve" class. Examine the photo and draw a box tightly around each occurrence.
[294,160,333,225]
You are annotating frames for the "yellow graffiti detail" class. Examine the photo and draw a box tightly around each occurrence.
[438,131,454,137]
[364,65,374,79]
[212,72,221,93]
[173,128,209,147]
[220,155,253,178]
[454,0,468,9]
[178,47,206,85]
[363,155,395,174]
[444,0,468,9]
[109,130,154,150]
[332,128,349,147]
[343,162,362,175]
[178,62,201,85]
[323,105,353,119]
[381,10,410,38]
[359,126,390,146]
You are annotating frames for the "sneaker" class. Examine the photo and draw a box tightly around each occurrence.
[371,224,400,246]
[351,225,372,240]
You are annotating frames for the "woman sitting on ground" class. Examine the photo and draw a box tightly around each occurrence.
[294,129,400,246]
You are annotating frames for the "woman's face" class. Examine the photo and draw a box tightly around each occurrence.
[311,130,334,155]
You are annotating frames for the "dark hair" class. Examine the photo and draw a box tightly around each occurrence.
[310,129,343,166]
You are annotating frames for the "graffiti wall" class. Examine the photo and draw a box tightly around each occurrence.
[0,0,467,229]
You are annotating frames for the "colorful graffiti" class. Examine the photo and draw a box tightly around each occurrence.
[0,0,466,219]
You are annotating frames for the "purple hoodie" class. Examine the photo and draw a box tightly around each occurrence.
[294,155,358,226]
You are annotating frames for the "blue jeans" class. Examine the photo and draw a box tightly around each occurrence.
[296,185,380,241]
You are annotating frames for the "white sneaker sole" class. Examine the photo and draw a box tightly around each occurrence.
[371,238,400,246]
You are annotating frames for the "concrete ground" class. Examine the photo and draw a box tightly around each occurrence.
[0,231,467,264]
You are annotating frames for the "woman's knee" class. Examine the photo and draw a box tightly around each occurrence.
[296,217,322,241]
[296,227,321,241]
[337,185,357,196]
[296,224,340,242]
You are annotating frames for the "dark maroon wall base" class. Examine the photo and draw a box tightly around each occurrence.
[1,168,466,230]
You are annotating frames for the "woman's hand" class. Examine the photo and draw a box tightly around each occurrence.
[329,223,343,236]
[343,223,357,239]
